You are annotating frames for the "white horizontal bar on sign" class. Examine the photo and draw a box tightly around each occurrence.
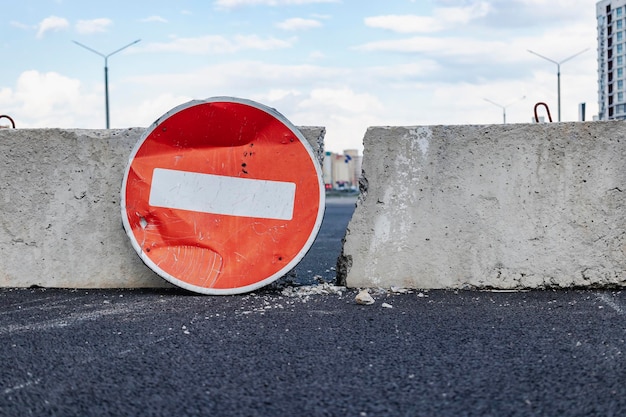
[149,168,296,221]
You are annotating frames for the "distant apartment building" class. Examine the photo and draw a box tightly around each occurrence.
[597,0,626,120]
[322,150,362,191]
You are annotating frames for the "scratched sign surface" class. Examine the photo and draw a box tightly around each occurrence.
[121,97,325,295]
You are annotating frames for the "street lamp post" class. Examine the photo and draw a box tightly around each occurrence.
[527,48,589,122]
[483,96,526,124]
[73,39,141,129]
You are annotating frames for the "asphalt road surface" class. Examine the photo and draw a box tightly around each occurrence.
[286,195,357,286]
[1,197,626,416]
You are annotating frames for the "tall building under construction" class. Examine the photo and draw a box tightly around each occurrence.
[597,0,626,120]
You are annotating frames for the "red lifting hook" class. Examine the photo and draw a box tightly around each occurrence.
[533,103,553,123]
[0,115,15,128]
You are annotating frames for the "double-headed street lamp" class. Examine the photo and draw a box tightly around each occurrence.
[73,39,141,129]
[527,48,589,122]
[483,96,526,124]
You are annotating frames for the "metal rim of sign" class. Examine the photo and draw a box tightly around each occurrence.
[120,97,326,295]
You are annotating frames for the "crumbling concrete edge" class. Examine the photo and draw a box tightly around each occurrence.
[336,169,367,286]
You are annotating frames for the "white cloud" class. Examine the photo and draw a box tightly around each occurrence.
[131,61,353,96]
[307,50,326,61]
[365,1,490,33]
[355,36,507,58]
[276,18,322,31]
[141,15,168,23]
[365,15,445,33]
[119,62,360,150]
[233,34,296,50]
[36,16,69,38]
[10,21,32,30]
[263,89,303,102]
[363,61,442,82]
[311,13,332,20]
[517,22,595,63]
[139,35,295,54]
[510,0,593,19]
[443,1,490,24]
[126,61,349,92]
[0,71,100,128]
[214,0,338,8]
[75,18,113,34]
[290,88,384,152]
[356,17,596,75]
[300,88,383,114]
[460,0,594,29]
[14,71,80,112]
[122,93,193,127]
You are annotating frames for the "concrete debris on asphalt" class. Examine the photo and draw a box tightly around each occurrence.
[355,289,375,305]
[280,283,346,297]
[381,302,393,308]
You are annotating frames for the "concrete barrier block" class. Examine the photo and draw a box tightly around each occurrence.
[339,122,626,289]
[0,126,324,288]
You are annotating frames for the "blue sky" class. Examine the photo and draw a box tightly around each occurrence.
[1,0,598,153]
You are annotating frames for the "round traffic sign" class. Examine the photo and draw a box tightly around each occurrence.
[121,97,325,295]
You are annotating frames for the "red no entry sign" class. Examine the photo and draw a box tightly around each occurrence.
[121,97,325,295]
